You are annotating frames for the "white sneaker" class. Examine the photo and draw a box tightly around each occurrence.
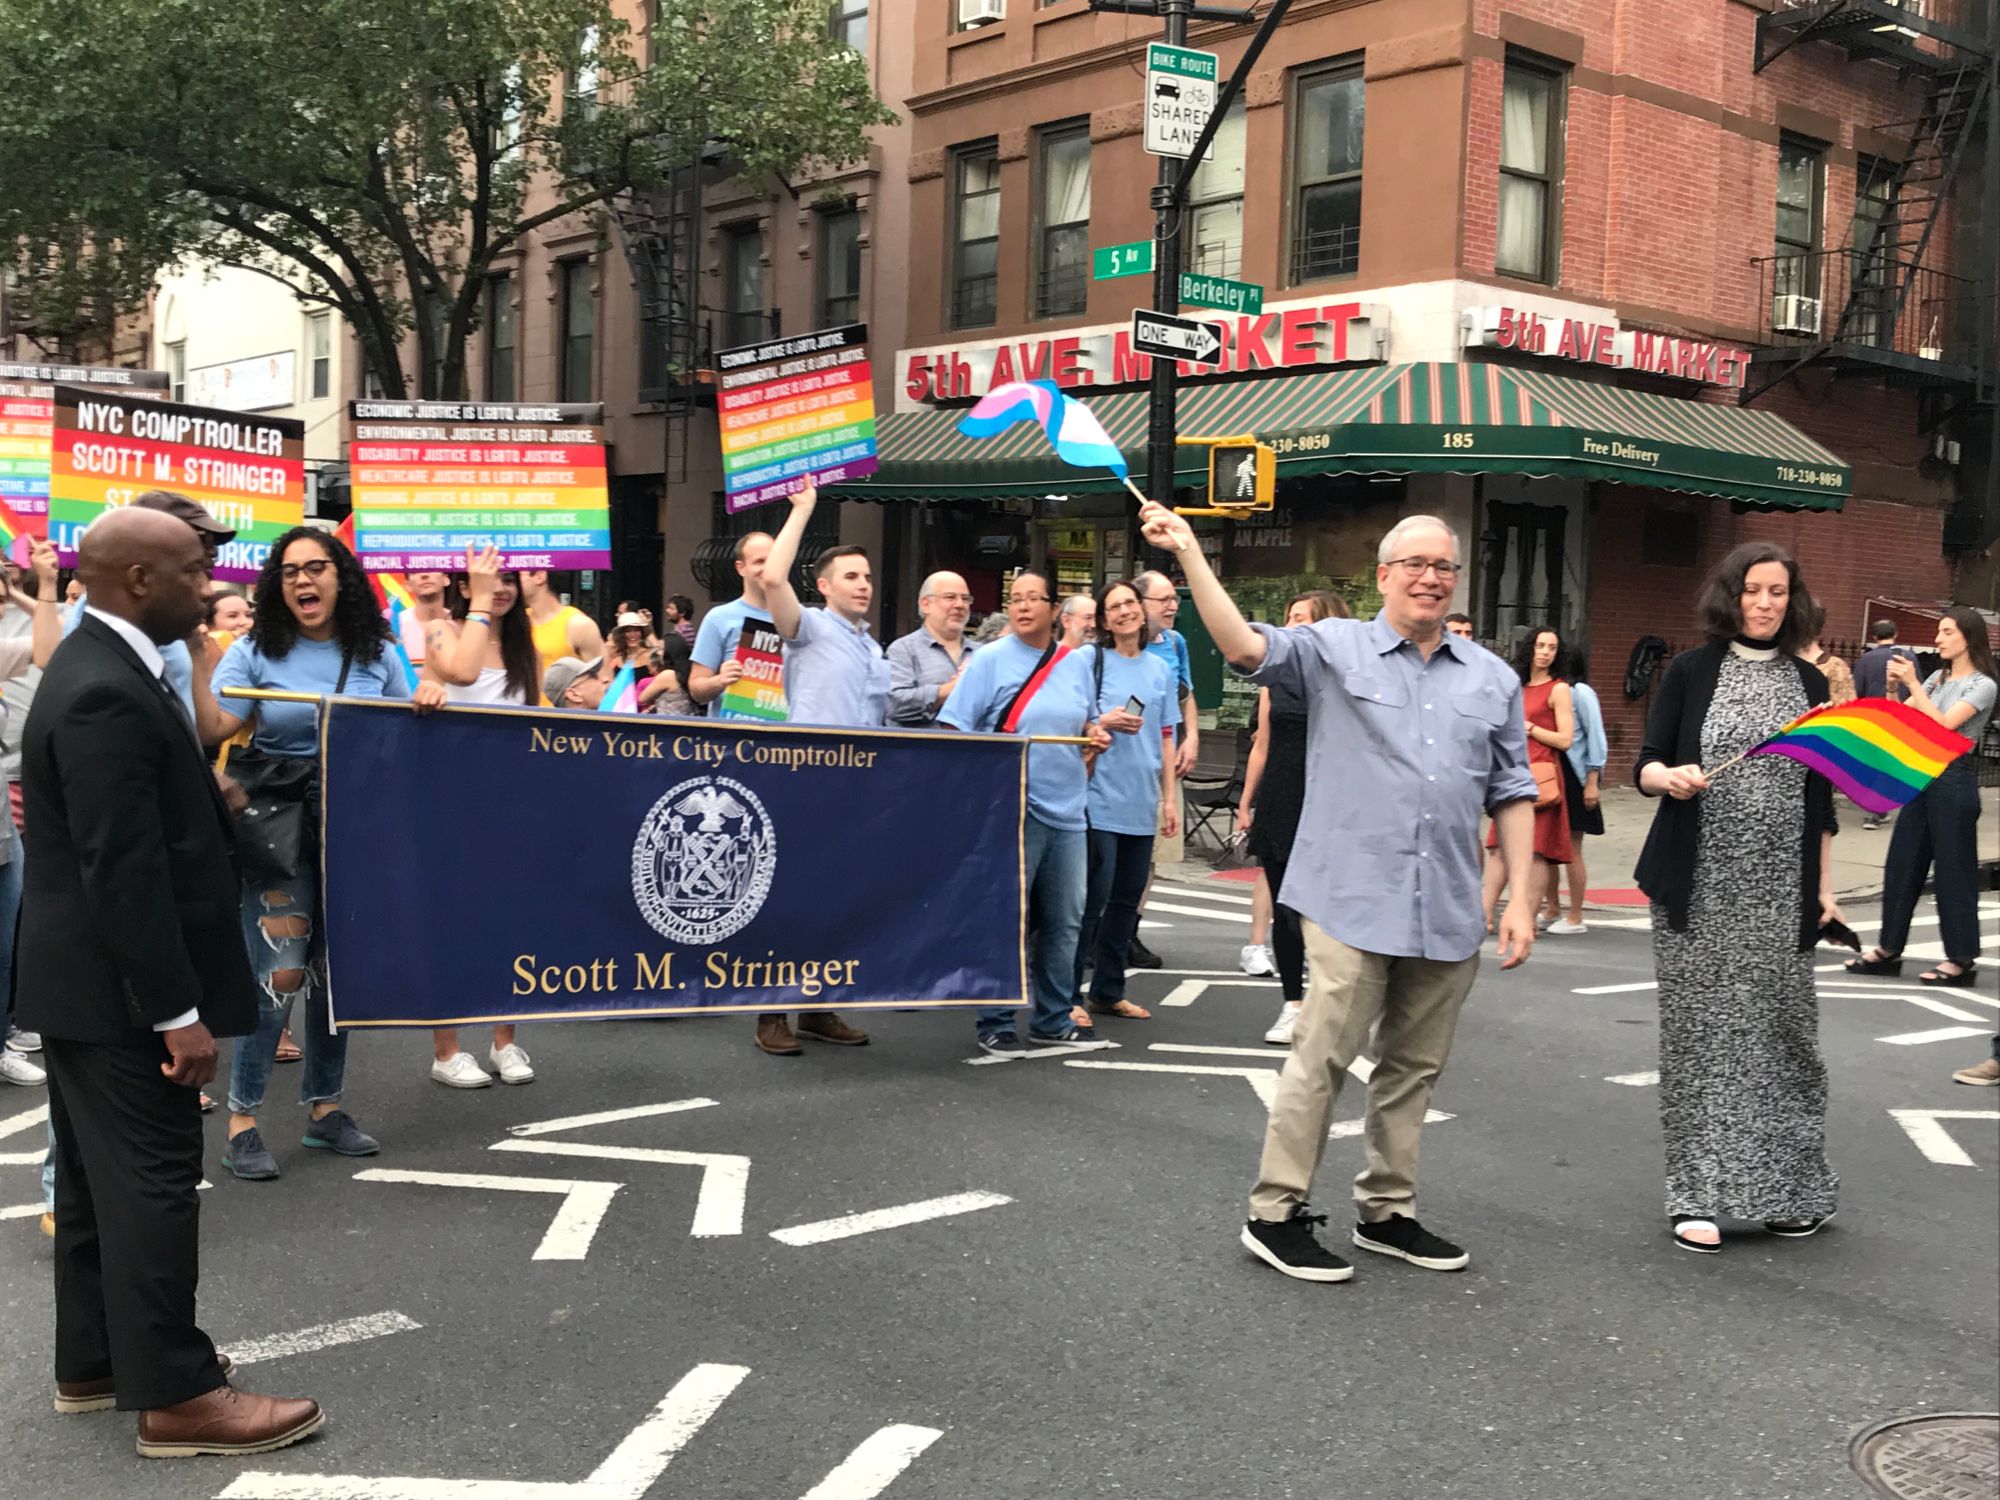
[6,1026,42,1053]
[1239,943,1277,977]
[430,1051,493,1089]
[0,1049,46,1086]
[488,1043,535,1085]
[1545,918,1589,935]
[1264,1001,1302,1046]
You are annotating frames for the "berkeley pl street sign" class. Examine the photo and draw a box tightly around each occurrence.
[1179,272,1263,317]
[1144,43,1218,159]
[1132,310,1226,367]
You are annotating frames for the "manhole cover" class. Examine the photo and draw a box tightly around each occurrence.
[1850,1413,2000,1499]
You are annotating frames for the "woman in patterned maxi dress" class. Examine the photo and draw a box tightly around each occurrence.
[1635,544,1842,1254]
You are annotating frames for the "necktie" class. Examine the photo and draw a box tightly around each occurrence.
[160,670,200,746]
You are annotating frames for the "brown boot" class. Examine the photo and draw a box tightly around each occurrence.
[796,1012,870,1047]
[135,1382,323,1458]
[755,1013,802,1056]
[56,1354,236,1415]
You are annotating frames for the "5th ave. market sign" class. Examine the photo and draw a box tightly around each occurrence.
[1463,304,1750,389]
[902,297,1386,406]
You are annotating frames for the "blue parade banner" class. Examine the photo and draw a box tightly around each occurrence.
[318,700,1029,1028]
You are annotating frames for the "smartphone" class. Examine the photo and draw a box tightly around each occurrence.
[1819,917,1863,952]
[1124,694,1145,715]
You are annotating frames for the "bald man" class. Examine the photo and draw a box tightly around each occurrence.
[886,570,977,726]
[16,509,324,1458]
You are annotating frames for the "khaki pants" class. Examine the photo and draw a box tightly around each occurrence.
[1248,920,1478,1224]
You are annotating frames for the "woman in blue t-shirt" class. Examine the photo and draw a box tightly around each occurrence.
[1075,580,1179,1022]
[193,527,442,1182]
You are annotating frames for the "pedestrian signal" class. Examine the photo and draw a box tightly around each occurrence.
[1173,435,1274,516]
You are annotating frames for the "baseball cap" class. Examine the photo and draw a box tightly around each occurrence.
[133,489,236,542]
[543,656,601,705]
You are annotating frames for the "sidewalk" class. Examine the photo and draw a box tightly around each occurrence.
[1172,782,2000,909]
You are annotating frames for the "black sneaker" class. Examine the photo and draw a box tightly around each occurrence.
[1353,1213,1469,1271]
[1126,936,1163,969]
[977,1032,1028,1060]
[1241,1206,1353,1282]
[1025,1025,1112,1052]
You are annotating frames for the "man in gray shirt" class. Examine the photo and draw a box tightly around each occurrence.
[885,571,976,726]
[1139,503,1539,1285]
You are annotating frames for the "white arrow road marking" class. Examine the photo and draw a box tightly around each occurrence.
[354,1169,622,1260]
[770,1192,1012,1247]
[1573,981,1660,995]
[0,1101,48,1165]
[1328,1112,1452,1139]
[1153,882,1255,906]
[489,1139,748,1237]
[224,1311,423,1367]
[964,1041,1122,1067]
[1606,1071,1661,1086]
[1887,1109,2000,1166]
[217,1361,751,1500]
[507,1099,719,1138]
[1878,1025,1990,1047]
[1154,979,1278,1007]
[797,1425,945,1500]
[1147,1043,1376,1083]
[1143,900,1251,925]
[8,1177,209,1222]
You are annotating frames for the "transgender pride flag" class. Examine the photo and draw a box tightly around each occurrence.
[957,380,1129,481]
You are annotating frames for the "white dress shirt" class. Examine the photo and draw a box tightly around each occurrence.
[84,607,201,1034]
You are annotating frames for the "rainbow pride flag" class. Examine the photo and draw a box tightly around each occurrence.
[0,502,30,568]
[333,515,418,687]
[1744,696,1975,815]
[958,379,1129,480]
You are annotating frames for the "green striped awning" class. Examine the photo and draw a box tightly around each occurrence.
[840,360,1850,511]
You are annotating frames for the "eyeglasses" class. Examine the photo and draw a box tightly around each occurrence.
[1010,594,1051,606]
[280,559,333,584]
[1385,557,1463,580]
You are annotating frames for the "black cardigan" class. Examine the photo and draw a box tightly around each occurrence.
[1632,641,1836,949]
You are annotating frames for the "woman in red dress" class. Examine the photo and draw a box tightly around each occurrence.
[1482,626,1575,927]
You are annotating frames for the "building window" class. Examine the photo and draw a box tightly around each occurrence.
[830,0,866,51]
[486,274,517,402]
[1773,134,1825,314]
[950,143,1000,329]
[559,260,594,402]
[1035,122,1090,319]
[307,313,331,400]
[1185,98,1245,279]
[953,0,1004,29]
[818,207,862,328]
[493,63,524,158]
[722,224,766,349]
[1849,157,1899,348]
[1497,56,1565,283]
[569,26,599,120]
[1291,64,1364,283]
[166,341,186,402]
[362,354,387,399]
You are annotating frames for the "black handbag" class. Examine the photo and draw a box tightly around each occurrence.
[226,651,348,882]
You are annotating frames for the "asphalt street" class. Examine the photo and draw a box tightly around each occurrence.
[2,875,1995,1500]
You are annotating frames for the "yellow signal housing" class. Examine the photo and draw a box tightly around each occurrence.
[1173,434,1274,516]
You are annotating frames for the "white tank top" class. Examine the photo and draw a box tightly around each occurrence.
[445,666,526,705]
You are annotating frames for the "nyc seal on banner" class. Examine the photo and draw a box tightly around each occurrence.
[50,385,302,582]
[718,323,877,513]
[0,363,169,557]
[346,400,610,571]
[317,702,1030,1027]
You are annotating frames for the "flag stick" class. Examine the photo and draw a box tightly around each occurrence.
[1121,476,1150,508]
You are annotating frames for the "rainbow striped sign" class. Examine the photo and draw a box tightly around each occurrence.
[2,363,169,540]
[717,323,877,513]
[347,400,610,571]
[51,385,303,582]
[1745,696,1975,815]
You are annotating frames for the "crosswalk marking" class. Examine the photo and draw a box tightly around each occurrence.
[770,1192,1012,1247]
[1878,1025,1989,1047]
[1143,899,1251,924]
[1154,882,1255,907]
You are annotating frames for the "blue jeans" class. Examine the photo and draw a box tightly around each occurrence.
[227,864,348,1115]
[0,820,23,1030]
[1078,829,1154,1005]
[978,817,1087,1040]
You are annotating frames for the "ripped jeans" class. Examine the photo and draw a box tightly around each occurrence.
[226,865,347,1116]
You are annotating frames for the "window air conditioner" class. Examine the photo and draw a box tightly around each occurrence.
[957,0,1005,26]
[1772,294,1822,336]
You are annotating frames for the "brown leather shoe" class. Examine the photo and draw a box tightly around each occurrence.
[755,1013,802,1055]
[796,1012,870,1047]
[56,1354,235,1415]
[136,1382,323,1458]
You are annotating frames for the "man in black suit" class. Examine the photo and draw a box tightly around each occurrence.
[15,507,324,1459]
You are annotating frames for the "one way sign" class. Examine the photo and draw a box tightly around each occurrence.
[1132,310,1226,367]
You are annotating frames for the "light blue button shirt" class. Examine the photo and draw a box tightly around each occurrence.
[1565,680,1608,781]
[1245,612,1537,962]
[782,606,890,727]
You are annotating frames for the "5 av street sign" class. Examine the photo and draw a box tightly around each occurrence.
[1132,310,1226,367]
[1144,43,1218,159]
[1093,240,1155,281]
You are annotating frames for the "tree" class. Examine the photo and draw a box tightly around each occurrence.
[0,0,891,396]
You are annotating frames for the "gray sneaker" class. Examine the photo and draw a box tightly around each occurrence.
[301,1110,379,1157]
[6,1025,42,1053]
[221,1128,280,1181]
[0,1049,45,1086]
